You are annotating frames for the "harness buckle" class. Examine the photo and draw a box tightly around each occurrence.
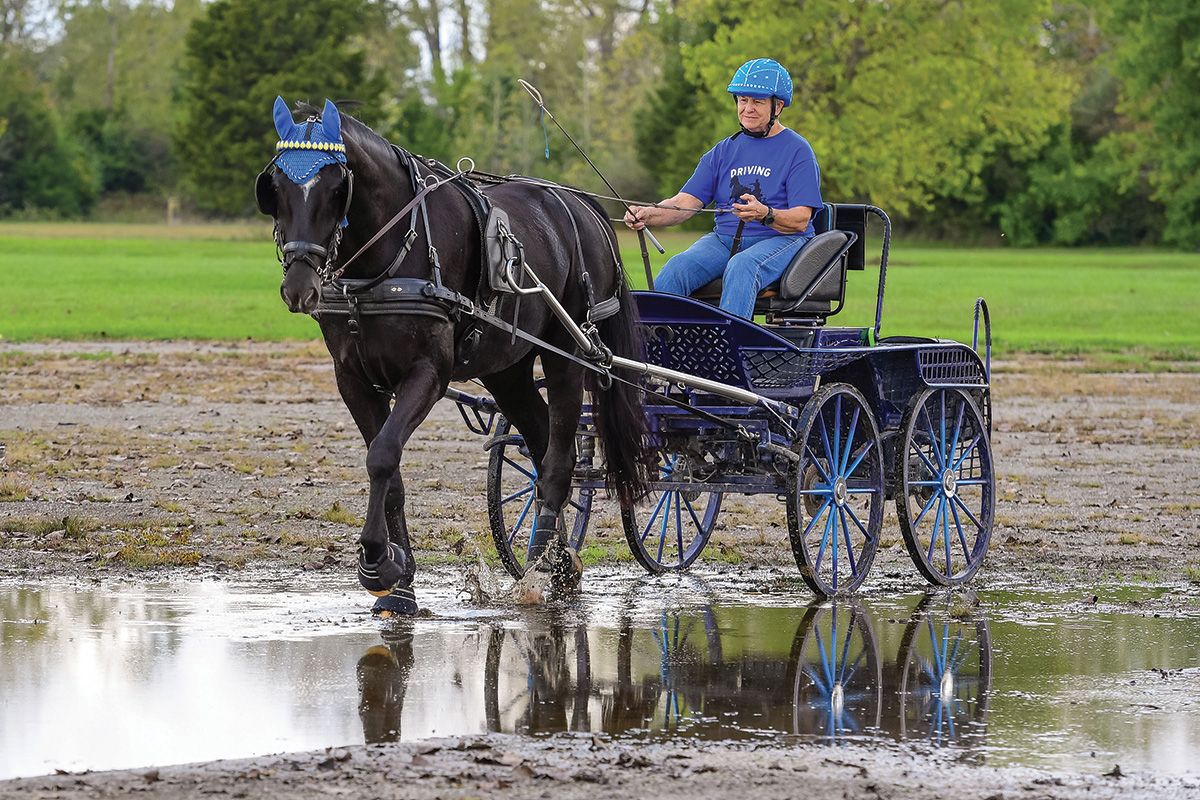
[346,293,362,336]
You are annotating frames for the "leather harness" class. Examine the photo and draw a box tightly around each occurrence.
[308,147,623,395]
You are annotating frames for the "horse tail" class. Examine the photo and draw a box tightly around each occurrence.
[592,275,651,509]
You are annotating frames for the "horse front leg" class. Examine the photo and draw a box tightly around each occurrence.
[355,367,446,613]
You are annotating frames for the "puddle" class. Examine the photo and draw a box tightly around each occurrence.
[2,571,1199,779]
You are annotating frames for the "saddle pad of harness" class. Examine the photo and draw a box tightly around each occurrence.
[422,157,518,296]
[482,205,518,294]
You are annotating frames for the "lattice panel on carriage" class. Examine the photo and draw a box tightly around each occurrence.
[743,348,868,389]
[918,346,986,385]
[647,324,745,385]
[741,349,807,388]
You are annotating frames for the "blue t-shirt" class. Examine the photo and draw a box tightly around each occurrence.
[681,128,822,238]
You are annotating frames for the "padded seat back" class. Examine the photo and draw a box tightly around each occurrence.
[690,221,856,320]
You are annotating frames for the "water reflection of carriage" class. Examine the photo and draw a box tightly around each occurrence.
[471,590,989,747]
[356,590,991,748]
[475,204,995,594]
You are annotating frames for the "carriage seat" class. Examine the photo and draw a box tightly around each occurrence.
[689,203,859,322]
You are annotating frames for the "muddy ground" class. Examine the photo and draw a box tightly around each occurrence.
[1,341,1199,799]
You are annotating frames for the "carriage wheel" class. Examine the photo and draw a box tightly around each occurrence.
[897,592,992,746]
[787,384,885,595]
[486,421,593,579]
[896,388,994,585]
[620,450,722,574]
[788,600,882,743]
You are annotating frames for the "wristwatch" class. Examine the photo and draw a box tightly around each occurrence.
[762,207,775,226]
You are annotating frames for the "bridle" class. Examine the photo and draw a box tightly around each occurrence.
[256,123,355,284]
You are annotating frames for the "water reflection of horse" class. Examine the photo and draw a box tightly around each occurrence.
[256,98,648,614]
[357,628,414,743]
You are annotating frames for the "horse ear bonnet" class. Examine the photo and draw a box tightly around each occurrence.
[272,96,348,184]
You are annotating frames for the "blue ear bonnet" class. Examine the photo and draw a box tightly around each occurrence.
[272,96,347,184]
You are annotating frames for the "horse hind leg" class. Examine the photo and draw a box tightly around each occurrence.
[481,360,560,566]
[529,356,586,580]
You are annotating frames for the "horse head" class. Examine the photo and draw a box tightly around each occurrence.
[256,96,354,314]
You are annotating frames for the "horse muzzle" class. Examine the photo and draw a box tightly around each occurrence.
[280,243,327,313]
[280,275,321,314]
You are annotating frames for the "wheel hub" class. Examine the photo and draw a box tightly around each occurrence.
[833,476,848,507]
[941,469,957,498]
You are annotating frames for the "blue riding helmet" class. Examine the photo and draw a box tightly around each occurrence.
[727,58,793,107]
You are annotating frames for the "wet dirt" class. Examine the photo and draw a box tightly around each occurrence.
[1,342,1200,798]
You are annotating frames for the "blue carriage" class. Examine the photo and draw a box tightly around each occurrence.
[479,204,994,595]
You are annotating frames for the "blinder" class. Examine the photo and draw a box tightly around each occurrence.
[254,166,276,217]
[261,97,355,284]
[258,158,355,283]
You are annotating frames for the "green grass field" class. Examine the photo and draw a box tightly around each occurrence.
[2,222,1198,359]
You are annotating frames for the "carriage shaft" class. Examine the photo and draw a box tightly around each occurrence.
[610,355,799,421]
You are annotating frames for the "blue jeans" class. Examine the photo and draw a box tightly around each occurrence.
[655,232,810,319]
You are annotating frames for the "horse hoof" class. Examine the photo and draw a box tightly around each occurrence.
[372,586,417,617]
[358,543,407,595]
[551,547,583,595]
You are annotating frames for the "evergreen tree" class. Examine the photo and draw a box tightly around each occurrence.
[174,0,386,215]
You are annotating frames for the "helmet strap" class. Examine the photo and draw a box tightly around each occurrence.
[739,97,780,139]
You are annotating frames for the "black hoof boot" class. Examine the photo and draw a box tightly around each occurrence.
[371,585,418,617]
[526,512,561,571]
[358,542,407,596]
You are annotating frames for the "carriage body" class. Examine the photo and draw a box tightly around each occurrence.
[484,204,995,595]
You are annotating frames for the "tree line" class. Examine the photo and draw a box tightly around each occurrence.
[1,0,1197,249]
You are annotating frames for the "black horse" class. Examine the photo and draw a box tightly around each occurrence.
[255,98,648,613]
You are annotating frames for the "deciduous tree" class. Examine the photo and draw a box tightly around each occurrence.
[656,0,1073,218]
[1112,0,1200,249]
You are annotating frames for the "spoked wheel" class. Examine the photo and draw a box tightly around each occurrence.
[486,419,594,579]
[896,388,994,585]
[621,449,722,574]
[787,384,885,595]
[898,592,992,747]
[788,600,883,743]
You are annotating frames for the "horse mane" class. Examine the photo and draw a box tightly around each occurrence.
[293,100,393,165]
